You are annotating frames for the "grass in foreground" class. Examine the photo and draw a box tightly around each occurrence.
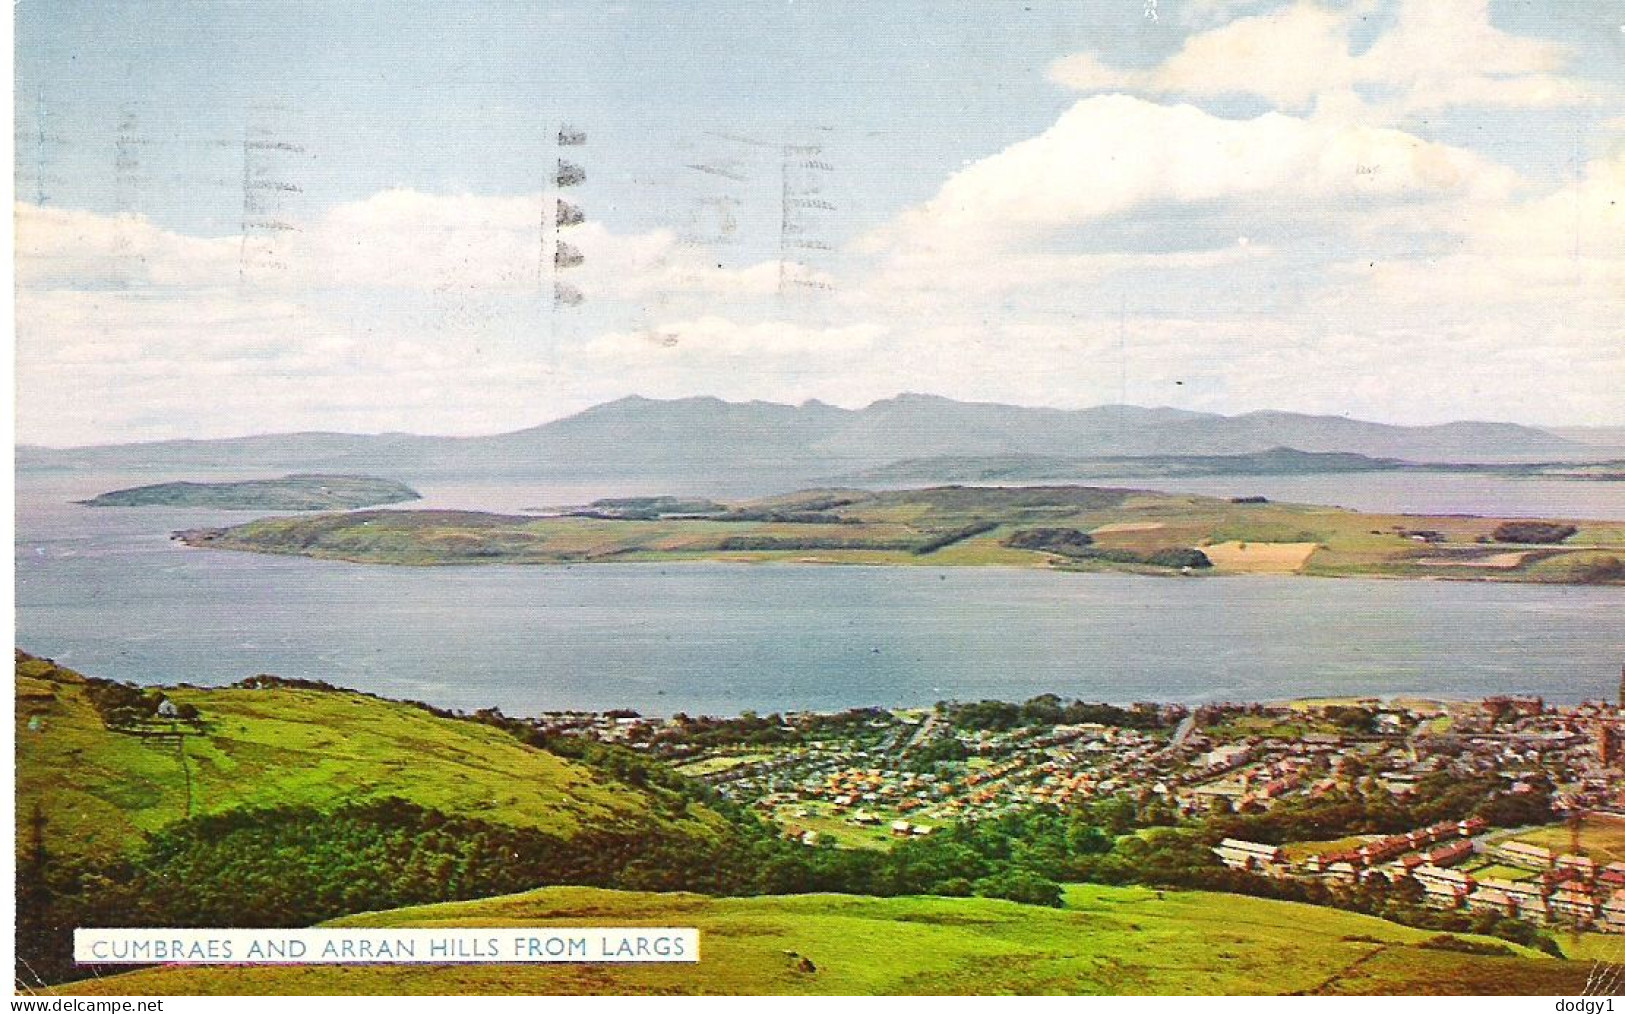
[47,884,1592,996]
[15,653,720,862]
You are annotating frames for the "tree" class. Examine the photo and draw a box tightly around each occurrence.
[1491,522,1576,545]
[1003,528,1093,552]
[1066,823,1113,854]
[1388,874,1425,909]
[1144,548,1212,569]
[972,869,1063,907]
[1093,795,1141,835]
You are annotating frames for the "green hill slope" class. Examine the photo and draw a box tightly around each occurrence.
[15,652,722,862]
[54,884,1591,996]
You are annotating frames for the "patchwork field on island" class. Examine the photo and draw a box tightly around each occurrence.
[178,484,1625,584]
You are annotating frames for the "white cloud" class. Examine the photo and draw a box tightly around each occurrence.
[1049,0,1602,117]
[1052,4,1355,109]
[842,87,1622,427]
[15,205,239,289]
[1360,0,1591,113]
[14,193,782,302]
[859,94,1515,268]
[301,191,783,299]
[1314,144,1625,317]
[1467,147,1625,260]
[11,195,857,445]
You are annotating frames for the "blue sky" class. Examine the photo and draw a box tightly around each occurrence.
[13,0,1625,444]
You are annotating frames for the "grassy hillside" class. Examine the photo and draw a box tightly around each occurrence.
[14,652,721,863]
[177,485,1625,584]
[51,884,1592,996]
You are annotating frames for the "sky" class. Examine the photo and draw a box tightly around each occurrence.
[12,0,1625,445]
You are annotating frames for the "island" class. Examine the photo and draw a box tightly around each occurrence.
[175,485,1625,583]
[81,474,421,511]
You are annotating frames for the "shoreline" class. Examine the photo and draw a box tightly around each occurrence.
[22,646,1585,726]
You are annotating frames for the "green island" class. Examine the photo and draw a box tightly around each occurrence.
[175,484,1625,583]
[80,474,421,510]
[19,651,1625,995]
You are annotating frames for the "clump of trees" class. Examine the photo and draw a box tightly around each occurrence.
[720,511,859,524]
[716,536,916,551]
[1143,548,1212,569]
[1062,545,1212,570]
[912,521,1000,555]
[948,694,1171,732]
[1004,528,1093,552]
[1002,528,1211,570]
[18,797,1086,986]
[1491,522,1577,544]
[81,679,200,729]
[1319,705,1379,734]
[18,798,765,986]
[1206,772,1553,845]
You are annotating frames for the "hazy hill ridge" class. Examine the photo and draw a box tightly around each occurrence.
[18,394,1592,481]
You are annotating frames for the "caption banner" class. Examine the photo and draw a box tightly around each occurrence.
[75,928,699,964]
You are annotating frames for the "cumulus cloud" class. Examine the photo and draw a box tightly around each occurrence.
[1049,0,1601,116]
[14,192,782,301]
[12,194,858,444]
[1466,147,1625,261]
[859,93,1515,268]
[842,80,1621,427]
[15,205,239,289]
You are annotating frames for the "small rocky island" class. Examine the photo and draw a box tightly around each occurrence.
[80,474,421,511]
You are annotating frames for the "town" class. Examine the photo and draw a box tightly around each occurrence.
[524,685,1625,936]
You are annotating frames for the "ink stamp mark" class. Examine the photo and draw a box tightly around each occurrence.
[545,125,588,308]
[110,103,153,285]
[237,105,304,285]
[779,141,836,298]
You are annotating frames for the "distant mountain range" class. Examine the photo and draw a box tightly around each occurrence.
[17,394,1614,487]
[839,448,1625,485]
